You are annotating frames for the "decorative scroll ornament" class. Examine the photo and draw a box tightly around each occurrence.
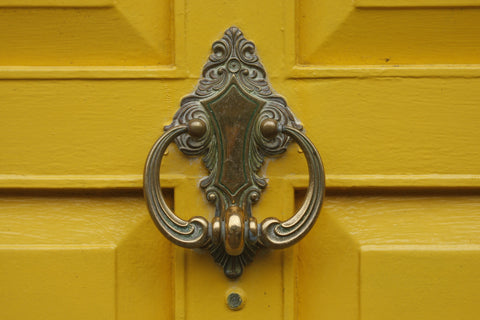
[144,26,325,279]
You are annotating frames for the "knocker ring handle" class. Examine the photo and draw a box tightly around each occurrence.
[143,122,325,249]
[144,125,209,248]
[260,125,325,249]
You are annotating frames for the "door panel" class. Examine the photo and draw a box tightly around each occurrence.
[298,0,480,65]
[0,0,172,65]
[298,193,480,319]
[0,193,173,320]
[1,0,479,319]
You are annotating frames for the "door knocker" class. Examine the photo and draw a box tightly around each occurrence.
[144,27,325,279]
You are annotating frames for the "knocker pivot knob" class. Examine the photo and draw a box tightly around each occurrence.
[144,26,325,279]
[187,119,207,138]
[260,118,279,140]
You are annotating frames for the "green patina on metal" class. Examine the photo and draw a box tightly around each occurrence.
[203,83,264,199]
[144,26,325,279]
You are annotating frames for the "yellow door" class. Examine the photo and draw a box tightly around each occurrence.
[1,0,480,319]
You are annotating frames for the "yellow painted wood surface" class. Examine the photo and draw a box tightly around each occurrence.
[0,0,172,65]
[298,192,480,320]
[1,0,479,188]
[1,192,479,319]
[0,0,479,319]
[298,0,480,65]
[1,77,479,188]
[0,193,173,320]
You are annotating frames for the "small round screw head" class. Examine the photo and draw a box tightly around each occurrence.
[187,119,207,138]
[260,119,279,140]
[207,192,217,201]
[226,291,245,311]
[250,192,260,202]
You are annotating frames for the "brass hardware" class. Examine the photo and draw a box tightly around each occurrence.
[224,205,245,256]
[144,26,325,279]
[187,119,207,138]
[226,290,245,311]
[260,118,279,140]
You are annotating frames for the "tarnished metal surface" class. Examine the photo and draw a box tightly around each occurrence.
[144,27,325,278]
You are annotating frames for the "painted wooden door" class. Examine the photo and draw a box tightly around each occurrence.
[1,0,479,319]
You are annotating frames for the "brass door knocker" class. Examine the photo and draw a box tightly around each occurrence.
[144,27,325,279]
